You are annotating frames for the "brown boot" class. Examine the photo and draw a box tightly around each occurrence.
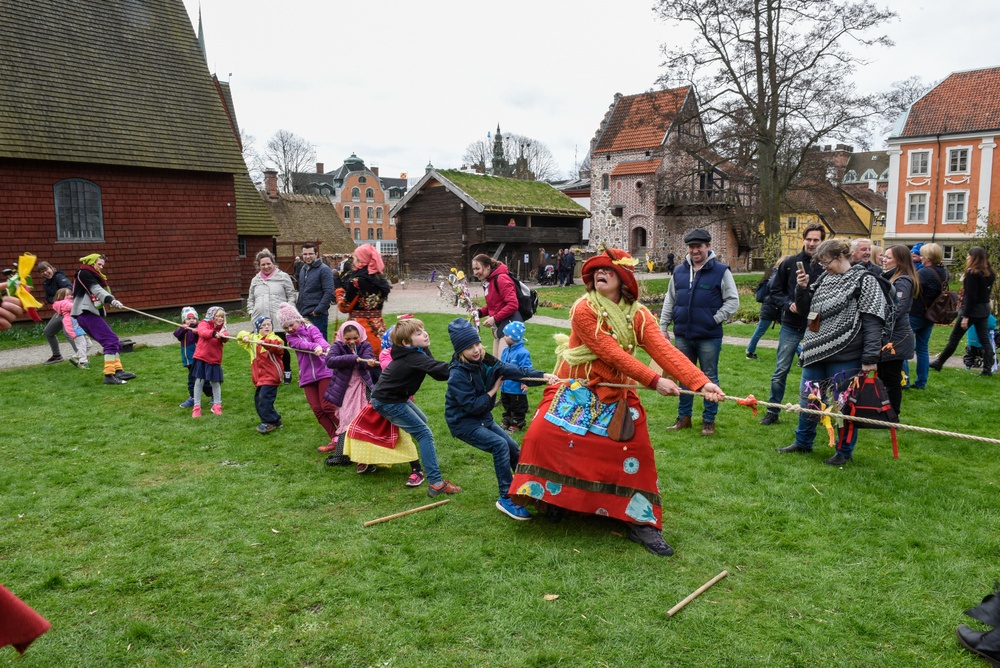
[667,416,692,431]
[701,421,716,436]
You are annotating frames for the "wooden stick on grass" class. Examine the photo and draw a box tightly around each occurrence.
[363,499,451,527]
[666,570,728,618]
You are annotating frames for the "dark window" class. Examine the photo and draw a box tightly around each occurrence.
[354,228,361,240]
[602,174,609,190]
[358,176,367,184]
[352,187,360,201]
[367,228,374,239]
[238,236,247,258]
[366,188,374,201]
[54,178,104,241]
[376,228,383,240]
[788,216,797,230]
[367,206,374,222]
[376,207,383,222]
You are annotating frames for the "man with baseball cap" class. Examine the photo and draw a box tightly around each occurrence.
[659,228,739,436]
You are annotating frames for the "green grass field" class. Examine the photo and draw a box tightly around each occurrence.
[2,312,997,666]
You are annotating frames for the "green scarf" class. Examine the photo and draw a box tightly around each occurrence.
[554,291,645,371]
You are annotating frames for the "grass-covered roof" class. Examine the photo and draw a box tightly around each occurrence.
[438,170,589,217]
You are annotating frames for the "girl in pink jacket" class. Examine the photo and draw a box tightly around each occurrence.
[52,288,89,368]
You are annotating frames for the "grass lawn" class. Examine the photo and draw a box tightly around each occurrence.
[3,313,998,666]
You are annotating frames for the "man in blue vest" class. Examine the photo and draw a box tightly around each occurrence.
[659,228,739,435]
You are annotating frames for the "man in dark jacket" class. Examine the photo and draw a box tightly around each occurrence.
[560,248,576,286]
[296,243,335,338]
[759,223,825,425]
[37,261,76,364]
[659,228,739,436]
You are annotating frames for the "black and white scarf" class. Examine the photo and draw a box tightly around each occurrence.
[800,263,888,366]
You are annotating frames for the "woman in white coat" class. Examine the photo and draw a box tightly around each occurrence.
[246,248,297,383]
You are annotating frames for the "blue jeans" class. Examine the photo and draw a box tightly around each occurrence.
[673,336,722,422]
[766,326,805,415]
[306,313,329,340]
[793,359,862,455]
[909,315,933,388]
[371,399,442,485]
[453,422,520,497]
[746,318,774,354]
[254,384,281,425]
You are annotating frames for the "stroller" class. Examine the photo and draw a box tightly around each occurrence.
[538,264,557,286]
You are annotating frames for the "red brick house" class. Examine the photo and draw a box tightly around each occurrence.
[0,0,274,312]
[885,66,1000,258]
[589,88,752,267]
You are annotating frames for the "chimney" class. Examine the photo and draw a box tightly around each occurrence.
[316,162,324,174]
[264,169,279,198]
[371,166,379,177]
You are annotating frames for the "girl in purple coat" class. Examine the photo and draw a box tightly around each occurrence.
[320,320,378,470]
[278,302,339,451]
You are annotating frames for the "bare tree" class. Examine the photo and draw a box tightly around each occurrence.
[461,131,559,181]
[875,76,935,143]
[263,129,316,193]
[655,0,896,236]
[240,129,266,186]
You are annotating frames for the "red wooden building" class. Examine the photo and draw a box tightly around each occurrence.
[0,0,275,313]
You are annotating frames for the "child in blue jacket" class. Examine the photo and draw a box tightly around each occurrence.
[444,318,557,521]
[173,307,199,408]
[499,321,532,432]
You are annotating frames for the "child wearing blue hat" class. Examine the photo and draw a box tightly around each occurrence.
[499,320,532,432]
[236,316,285,434]
[444,318,558,520]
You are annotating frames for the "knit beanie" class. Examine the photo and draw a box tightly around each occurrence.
[448,318,481,354]
[277,302,305,329]
[181,306,198,321]
[254,316,271,332]
[503,320,526,344]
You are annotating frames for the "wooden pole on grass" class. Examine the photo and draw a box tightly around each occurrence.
[666,570,728,618]
[363,499,450,527]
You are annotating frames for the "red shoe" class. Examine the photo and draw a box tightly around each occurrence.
[427,480,462,497]
[317,442,338,453]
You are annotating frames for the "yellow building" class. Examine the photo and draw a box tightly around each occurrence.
[776,182,873,256]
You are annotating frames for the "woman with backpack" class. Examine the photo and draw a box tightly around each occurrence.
[907,243,949,389]
[930,247,996,377]
[745,261,783,360]
[877,245,918,415]
[472,254,521,358]
[776,239,890,466]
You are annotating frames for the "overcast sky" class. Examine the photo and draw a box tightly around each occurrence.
[183,0,1000,181]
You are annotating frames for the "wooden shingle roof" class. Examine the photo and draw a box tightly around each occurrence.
[895,66,1000,139]
[0,0,247,174]
[593,87,690,154]
[234,176,279,237]
[267,195,356,256]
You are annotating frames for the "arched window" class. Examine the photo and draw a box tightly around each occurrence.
[351,187,360,201]
[54,178,104,241]
[353,228,360,240]
[843,170,857,183]
[366,188,374,201]
[367,228,374,240]
[376,207,383,222]
[367,206,374,222]
[358,176,367,184]
[376,228,383,240]
[353,206,361,221]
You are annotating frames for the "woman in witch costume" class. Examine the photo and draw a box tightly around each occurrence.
[70,254,135,385]
[508,248,724,557]
[335,245,392,362]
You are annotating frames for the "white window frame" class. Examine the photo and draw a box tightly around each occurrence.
[946,146,972,175]
[906,191,930,223]
[943,190,970,224]
[908,150,932,177]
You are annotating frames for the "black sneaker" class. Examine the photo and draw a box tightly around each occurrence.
[760,412,779,426]
[776,443,812,454]
[825,452,852,466]
[745,351,758,360]
[627,524,674,557]
[115,370,137,380]
[103,374,127,385]
[44,355,64,365]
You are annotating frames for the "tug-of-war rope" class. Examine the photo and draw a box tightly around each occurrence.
[530,378,1000,446]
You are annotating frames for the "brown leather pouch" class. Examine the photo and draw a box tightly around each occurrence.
[607,398,635,442]
[808,311,821,333]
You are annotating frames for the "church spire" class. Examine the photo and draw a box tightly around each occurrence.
[197,4,207,64]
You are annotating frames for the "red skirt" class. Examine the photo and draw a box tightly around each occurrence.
[510,385,662,529]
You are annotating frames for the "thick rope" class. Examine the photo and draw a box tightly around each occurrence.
[516,377,1000,446]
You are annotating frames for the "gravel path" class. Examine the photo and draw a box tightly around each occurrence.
[0,279,962,370]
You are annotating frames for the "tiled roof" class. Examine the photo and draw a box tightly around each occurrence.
[234,175,279,237]
[267,194,356,256]
[593,87,690,154]
[0,0,246,173]
[783,183,870,236]
[840,184,887,213]
[610,159,661,176]
[843,151,889,180]
[897,66,1000,138]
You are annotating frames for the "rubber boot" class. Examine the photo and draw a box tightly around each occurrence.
[957,625,1000,667]
[966,585,1000,628]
